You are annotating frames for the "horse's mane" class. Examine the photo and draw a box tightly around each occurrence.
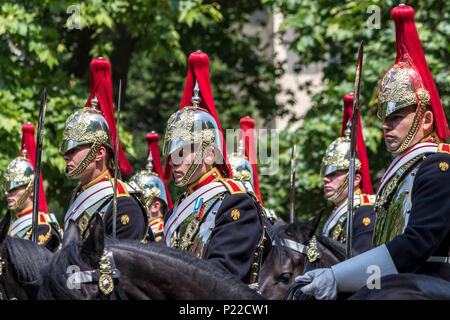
[39,241,88,299]
[115,240,265,298]
[266,219,307,261]
[39,238,265,300]
[315,233,346,261]
[5,236,53,293]
[266,219,346,262]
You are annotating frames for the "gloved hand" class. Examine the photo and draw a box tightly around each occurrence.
[294,268,338,300]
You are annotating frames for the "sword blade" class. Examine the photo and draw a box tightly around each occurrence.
[32,88,47,243]
[346,41,364,260]
[112,80,122,239]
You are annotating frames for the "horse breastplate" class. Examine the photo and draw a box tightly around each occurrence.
[373,156,421,247]
[170,193,224,258]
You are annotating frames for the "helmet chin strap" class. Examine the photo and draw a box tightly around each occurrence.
[10,180,33,211]
[174,143,209,187]
[66,141,101,179]
[327,173,349,202]
[391,103,426,155]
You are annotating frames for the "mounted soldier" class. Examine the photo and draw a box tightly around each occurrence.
[60,58,148,241]
[128,132,172,242]
[320,94,376,255]
[2,123,62,252]
[228,116,278,222]
[295,4,450,299]
[162,51,269,286]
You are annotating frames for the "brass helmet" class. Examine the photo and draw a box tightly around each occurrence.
[228,139,254,185]
[129,132,170,209]
[163,51,230,186]
[60,96,113,178]
[128,171,168,209]
[320,123,361,201]
[320,123,361,178]
[3,122,50,212]
[163,101,226,186]
[376,5,449,153]
[60,57,133,178]
[2,155,34,210]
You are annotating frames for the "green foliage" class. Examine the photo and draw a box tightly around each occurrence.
[258,0,449,225]
[0,1,291,221]
[0,0,447,230]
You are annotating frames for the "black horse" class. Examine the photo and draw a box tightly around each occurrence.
[259,215,346,300]
[349,273,450,300]
[38,213,266,300]
[0,212,53,300]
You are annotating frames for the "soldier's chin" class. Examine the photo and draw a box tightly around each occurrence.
[384,141,399,153]
[66,167,78,179]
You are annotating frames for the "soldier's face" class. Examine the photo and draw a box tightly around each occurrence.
[323,170,348,201]
[382,106,416,153]
[4,185,30,210]
[169,145,196,185]
[169,144,214,185]
[63,144,92,179]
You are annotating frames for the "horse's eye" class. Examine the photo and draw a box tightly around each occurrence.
[278,272,292,284]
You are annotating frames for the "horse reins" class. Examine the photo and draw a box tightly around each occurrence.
[70,244,128,300]
[0,254,17,300]
[272,235,322,274]
[274,236,322,301]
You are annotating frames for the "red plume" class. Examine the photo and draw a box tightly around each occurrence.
[239,117,263,204]
[390,5,449,139]
[164,51,231,180]
[83,58,133,175]
[146,132,173,209]
[341,94,373,195]
[19,123,48,213]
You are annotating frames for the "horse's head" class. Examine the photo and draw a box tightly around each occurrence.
[259,212,323,300]
[0,212,52,300]
[38,213,113,300]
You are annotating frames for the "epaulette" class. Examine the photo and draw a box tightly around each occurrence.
[437,143,450,154]
[220,178,246,194]
[359,193,374,206]
[111,178,131,198]
[37,224,52,245]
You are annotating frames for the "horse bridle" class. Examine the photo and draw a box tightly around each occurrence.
[70,244,127,300]
[274,236,322,301]
[0,254,17,300]
[273,235,322,274]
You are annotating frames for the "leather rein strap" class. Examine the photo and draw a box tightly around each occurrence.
[70,244,127,300]
[273,235,322,273]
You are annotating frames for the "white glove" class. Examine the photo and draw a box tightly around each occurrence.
[294,268,338,300]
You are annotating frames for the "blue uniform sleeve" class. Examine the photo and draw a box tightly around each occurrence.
[205,192,263,283]
[386,153,450,273]
[352,205,376,255]
[104,196,147,241]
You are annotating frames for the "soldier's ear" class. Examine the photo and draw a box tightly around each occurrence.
[0,211,11,245]
[80,213,105,266]
[62,220,81,247]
